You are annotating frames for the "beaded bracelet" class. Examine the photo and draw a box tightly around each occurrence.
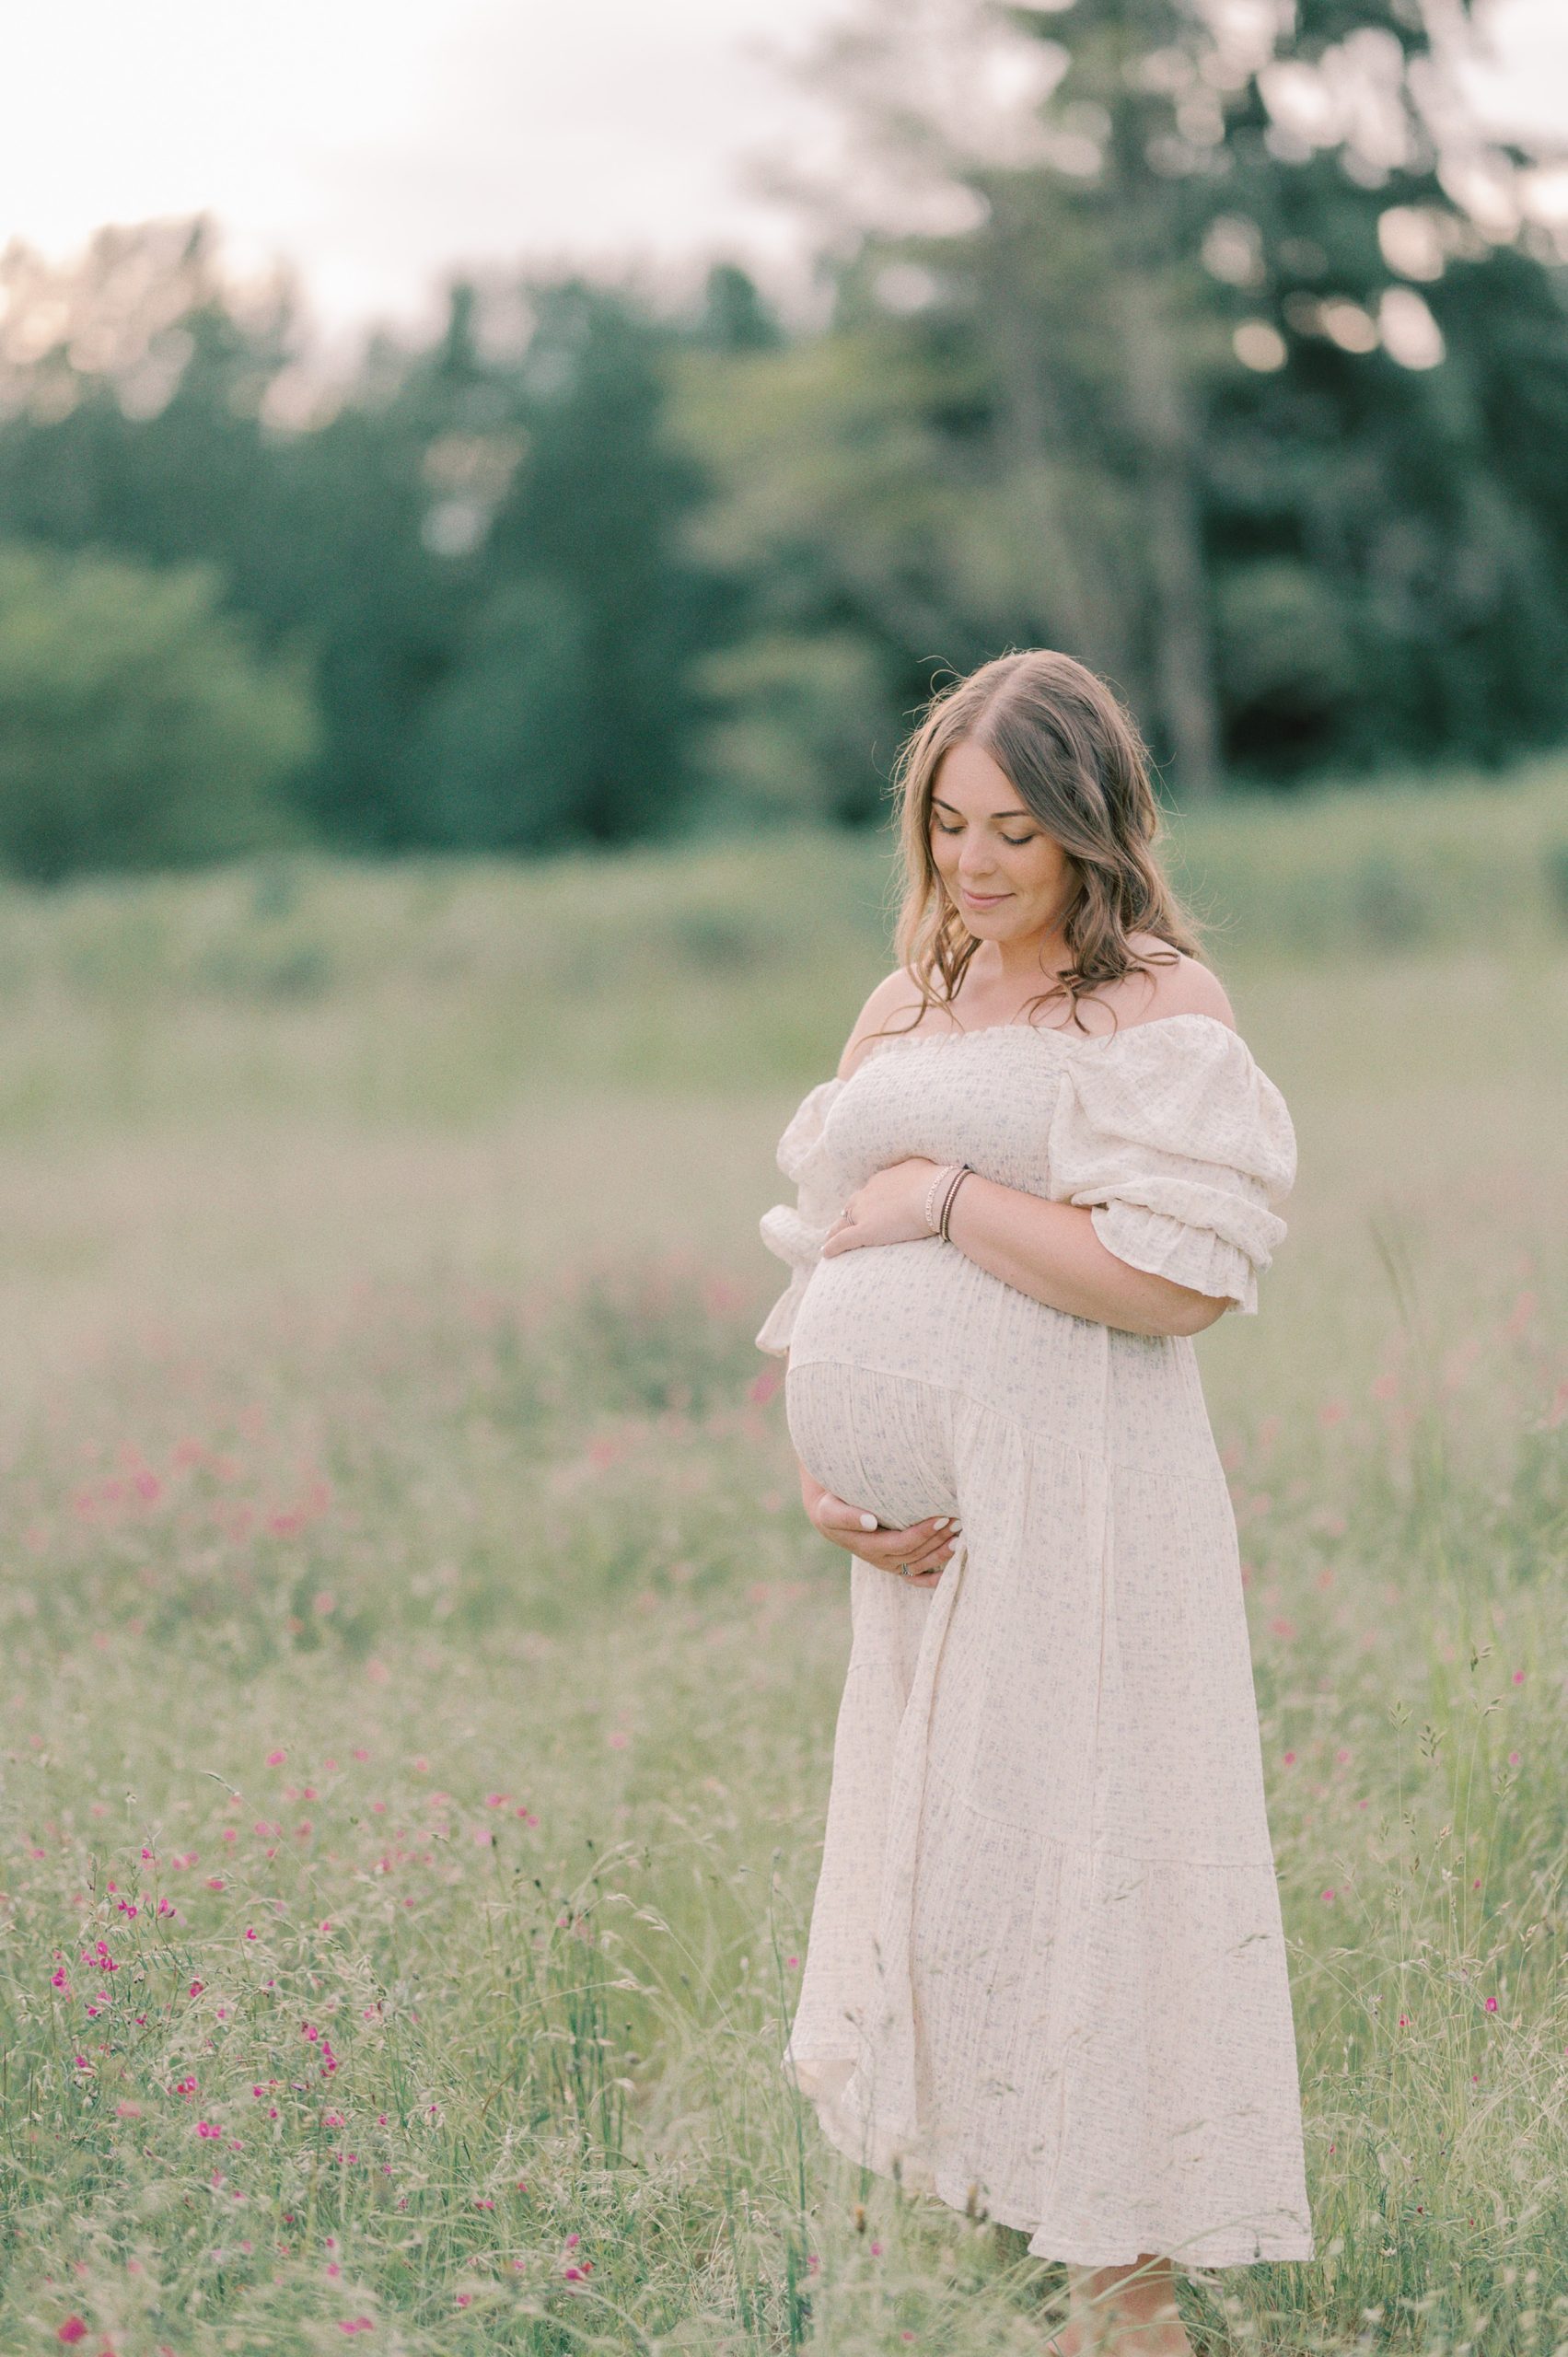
[922,1163,952,1236]
[923,1162,966,1236]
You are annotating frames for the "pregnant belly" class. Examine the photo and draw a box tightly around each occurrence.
[786,1236,985,1376]
[784,1235,1117,1449]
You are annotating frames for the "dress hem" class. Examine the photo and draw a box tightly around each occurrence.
[782,2048,1316,2271]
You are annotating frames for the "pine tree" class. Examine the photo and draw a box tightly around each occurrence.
[784,0,1568,785]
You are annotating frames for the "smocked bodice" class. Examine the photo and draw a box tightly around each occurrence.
[756,1013,1296,1351]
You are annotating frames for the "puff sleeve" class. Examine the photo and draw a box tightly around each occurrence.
[754,1076,851,1355]
[1049,1016,1297,1316]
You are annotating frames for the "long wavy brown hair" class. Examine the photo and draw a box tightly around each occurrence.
[875,648,1205,1042]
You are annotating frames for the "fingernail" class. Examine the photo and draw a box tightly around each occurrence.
[860,1513,877,1530]
[932,1516,949,1529]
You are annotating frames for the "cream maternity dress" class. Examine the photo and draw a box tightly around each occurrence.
[755,1011,1314,2268]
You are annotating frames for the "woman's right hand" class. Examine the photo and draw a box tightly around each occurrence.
[807,1486,960,1588]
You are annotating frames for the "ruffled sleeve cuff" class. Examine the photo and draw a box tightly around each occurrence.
[1089,1201,1268,1317]
[1051,1016,1297,1318]
[754,1076,849,1356]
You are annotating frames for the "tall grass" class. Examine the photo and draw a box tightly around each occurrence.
[0,757,1562,1125]
[0,767,1564,2350]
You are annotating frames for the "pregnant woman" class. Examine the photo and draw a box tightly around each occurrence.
[755,650,1314,2354]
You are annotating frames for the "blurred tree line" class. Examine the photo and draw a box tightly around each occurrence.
[0,0,1565,878]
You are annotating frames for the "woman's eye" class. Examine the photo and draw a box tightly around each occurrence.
[933,819,1034,846]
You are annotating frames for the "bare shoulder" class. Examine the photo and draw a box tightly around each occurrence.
[1120,937,1236,1032]
[836,969,929,1080]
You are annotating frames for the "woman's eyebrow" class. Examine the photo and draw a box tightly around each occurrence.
[931,793,1034,821]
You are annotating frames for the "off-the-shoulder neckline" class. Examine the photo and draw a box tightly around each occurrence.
[839,1008,1243,1085]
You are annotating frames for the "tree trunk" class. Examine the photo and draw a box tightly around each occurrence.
[1114,272,1224,801]
[982,218,1134,691]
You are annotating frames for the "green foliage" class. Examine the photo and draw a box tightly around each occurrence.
[673,0,1568,796]
[0,761,1559,1137]
[259,397,463,852]
[0,542,316,883]
[0,13,1566,868]
[407,576,597,852]
[0,245,727,864]
[457,278,721,846]
[698,257,786,353]
[1214,560,1365,738]
[689,629,895,830]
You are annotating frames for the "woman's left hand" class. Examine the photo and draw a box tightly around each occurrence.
[820,1158,943,1256]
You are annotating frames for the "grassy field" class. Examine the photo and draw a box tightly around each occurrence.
[1,766,1565,2354]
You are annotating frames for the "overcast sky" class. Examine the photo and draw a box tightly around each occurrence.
[3,0,1565,354]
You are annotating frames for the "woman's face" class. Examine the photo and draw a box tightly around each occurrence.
[927,738,1076,940]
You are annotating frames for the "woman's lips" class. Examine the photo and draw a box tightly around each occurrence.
[960,887,1011,907]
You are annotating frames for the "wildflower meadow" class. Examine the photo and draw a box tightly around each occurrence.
[1,771,1565,2355]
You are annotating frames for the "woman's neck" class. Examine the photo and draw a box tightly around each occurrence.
[964,929,1074,1000]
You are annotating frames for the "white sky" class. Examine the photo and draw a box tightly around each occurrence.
[2,0,1564,356]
